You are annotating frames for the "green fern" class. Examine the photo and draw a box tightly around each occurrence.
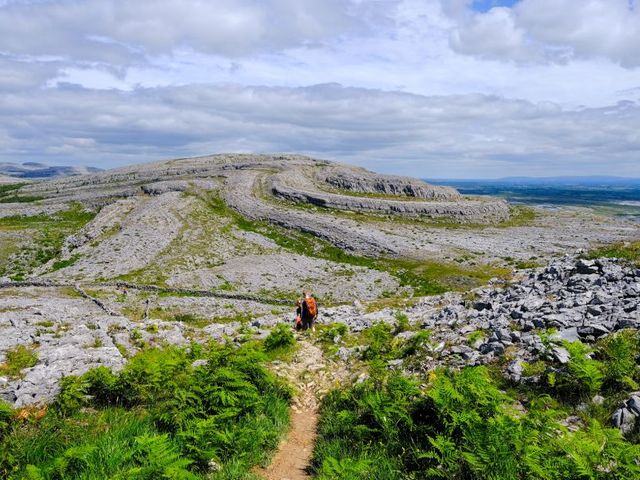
[597,330,640,392]
[120,434,199,480]
[419,435,462,478]
[557,341,604,399]
[56,375,89,415]
[318,456,376,480]
[263,323,295,352]
[52,444,97,477]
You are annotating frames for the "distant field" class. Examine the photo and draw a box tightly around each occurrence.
[428,178,640,222]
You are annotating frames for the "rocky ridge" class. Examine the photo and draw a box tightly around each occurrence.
[316,168,461,200]
[270,166,509,223]
[1,154,635,267]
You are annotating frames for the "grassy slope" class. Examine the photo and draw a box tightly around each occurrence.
[0,338,295,480]
[587,241,640,266]
[0,204,96,280]
[0,183,43,204]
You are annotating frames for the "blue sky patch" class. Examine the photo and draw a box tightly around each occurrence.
[471,0,519,12]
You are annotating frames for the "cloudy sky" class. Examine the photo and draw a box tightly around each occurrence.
[0,0,639,178]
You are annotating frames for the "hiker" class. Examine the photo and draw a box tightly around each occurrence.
[300,290,318,332]
[294,300,303,331]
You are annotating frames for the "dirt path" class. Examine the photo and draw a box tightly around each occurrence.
[256,338,350,480]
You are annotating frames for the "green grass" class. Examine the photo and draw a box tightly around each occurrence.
[0,204,96,280]
[171,313,213,328]
[586,241,640,266]
[0,344,38,378]
[0,195,44,204]
[0,183,25,195]
[50,254,80,272]
[364,296,419,313]
[0,343,292,479]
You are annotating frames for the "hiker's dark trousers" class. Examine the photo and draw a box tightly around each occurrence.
[302,315,316,330]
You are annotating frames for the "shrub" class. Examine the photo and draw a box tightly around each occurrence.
[394,312,410,332]
[597,330,640,391]
[264,323,295,352]
[399,330,431,357]
[360,322,394,361]
[0,402,12,436]
[521,360,547,377]
[319,323,348,343]
[555,341,604,399]
[56,376,90,416]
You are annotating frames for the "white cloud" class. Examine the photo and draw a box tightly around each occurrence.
[450,7,533,61]
[448,0,640,67]
[0,82,638,177]
[0,0,361,61]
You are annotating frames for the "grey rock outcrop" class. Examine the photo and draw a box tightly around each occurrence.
[612,393,640,434]
[316,167,460,200]
[271,167,509,223]
[313,256,639,378]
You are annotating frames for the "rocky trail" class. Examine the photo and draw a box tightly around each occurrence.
[257,338,352,480]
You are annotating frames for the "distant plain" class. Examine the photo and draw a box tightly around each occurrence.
[429,177,640,222]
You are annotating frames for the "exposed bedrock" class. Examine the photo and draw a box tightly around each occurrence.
[270,167,510,223]
[317,167,460,200]
[12,154,507,224]
[222,170,402,256]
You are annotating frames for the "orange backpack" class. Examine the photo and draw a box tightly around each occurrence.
[305,297,318,317]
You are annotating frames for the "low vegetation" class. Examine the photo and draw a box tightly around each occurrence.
[314,320,430,364]
[312,363,640,480]
[0,342,292,479]
[0,344,38,378]
[586,241,640,266]
[518,330,640,402]
[50,254,80,272]
[310,329,640,479]
[263,323,298,360]
[0,184,24,196]
[0,204,96,280]
[0,184,42,204]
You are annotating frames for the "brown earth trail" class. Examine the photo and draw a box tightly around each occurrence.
[258,410,317,480]
[256,338,351,480]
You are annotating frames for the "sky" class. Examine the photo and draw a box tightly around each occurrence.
[0,0,639,178]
